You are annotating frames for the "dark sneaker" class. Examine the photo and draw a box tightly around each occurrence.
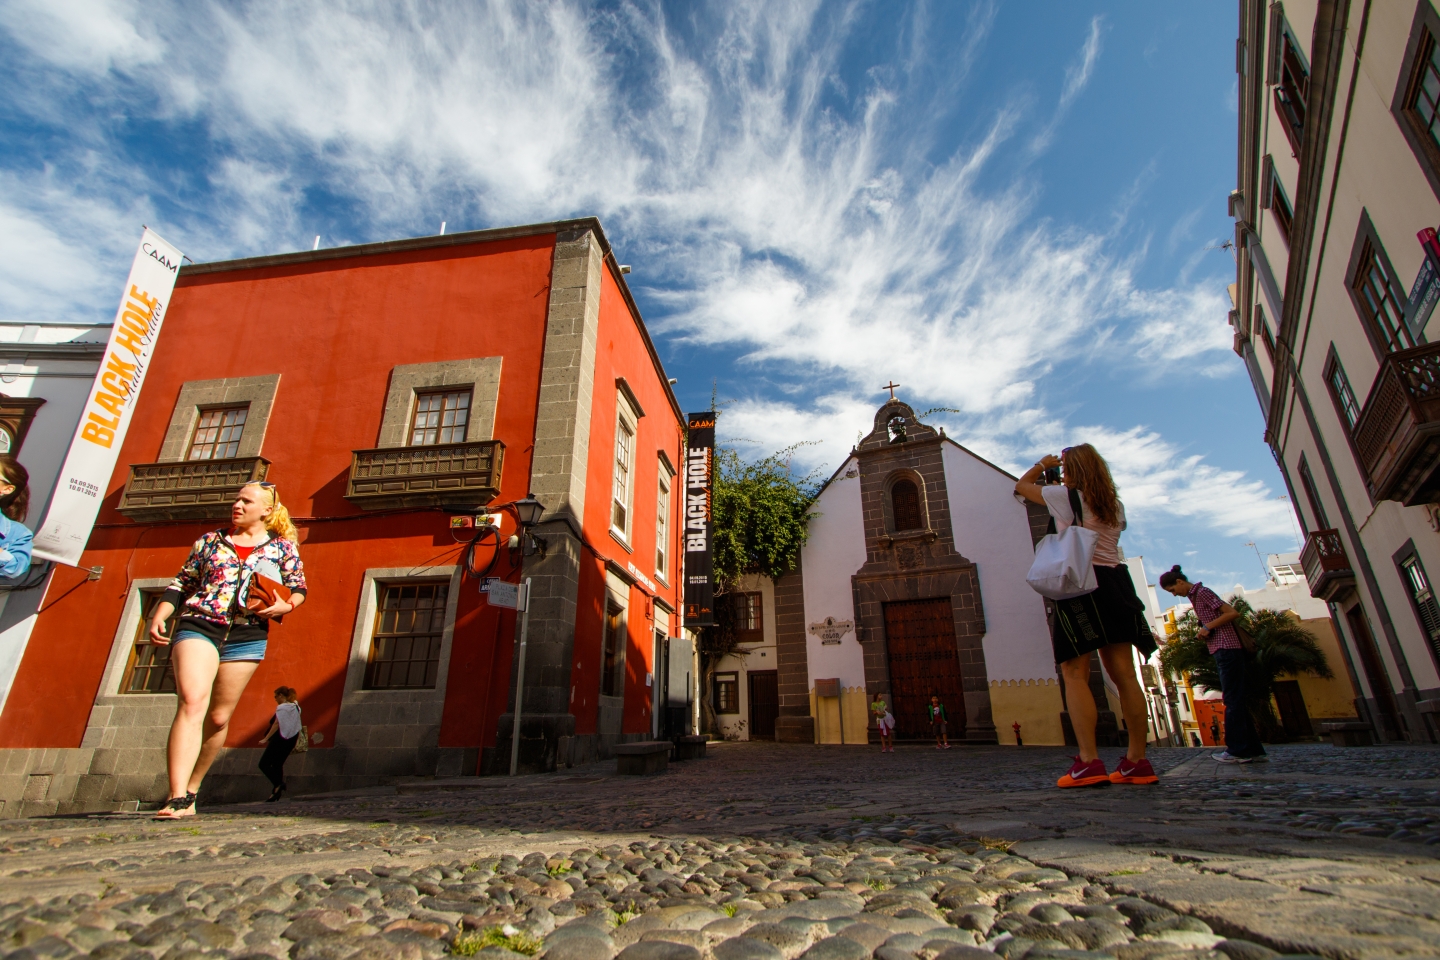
[1110,757,1158,784]
[1057,756,1109,788]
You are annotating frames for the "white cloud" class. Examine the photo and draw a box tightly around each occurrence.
[0,0,1266,541]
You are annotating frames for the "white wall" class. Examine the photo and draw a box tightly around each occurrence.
[941,442,1053,682]
[799,461,867,689]
[0,323,108,717]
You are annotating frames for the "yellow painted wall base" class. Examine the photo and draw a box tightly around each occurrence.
[810,687,870,744]
[1289,617,1359,721]
[989,678,1066,746]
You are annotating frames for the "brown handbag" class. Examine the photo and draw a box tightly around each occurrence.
[245,572,292,620]
[1234,623,1258,655]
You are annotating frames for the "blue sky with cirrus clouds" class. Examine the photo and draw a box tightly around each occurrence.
[0,1,1296,600]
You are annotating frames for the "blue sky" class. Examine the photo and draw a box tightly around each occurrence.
[0,1,1299,598]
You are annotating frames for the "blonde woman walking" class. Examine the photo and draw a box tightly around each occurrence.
[1015,444,1157,788]
[148,482,307,819]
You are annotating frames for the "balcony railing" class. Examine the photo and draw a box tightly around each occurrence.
[345,441,504,510]
[1300,528,1356,603]
[1353,342,1440,505]
[118,457,270,522]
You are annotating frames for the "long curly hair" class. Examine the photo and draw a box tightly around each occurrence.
[1062,443,1121,527]
[0,456,29,522]
[245,482,299,542]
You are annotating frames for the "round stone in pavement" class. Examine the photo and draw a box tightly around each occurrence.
[713,938,786,960]
[932,949,996,960]
[1029,904,1075,924]
[616,941,702,960]
[798,935,870,960]
[1213,941,1279,960]
[545,938,619,960]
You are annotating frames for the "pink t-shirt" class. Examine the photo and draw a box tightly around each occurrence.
[1041,485,1126,566]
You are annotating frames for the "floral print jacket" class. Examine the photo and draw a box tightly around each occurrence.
[160,529,308,629]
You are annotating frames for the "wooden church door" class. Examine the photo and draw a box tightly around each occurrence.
[883,598,966,739]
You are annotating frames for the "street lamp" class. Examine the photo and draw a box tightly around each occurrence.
[512,493,545,528]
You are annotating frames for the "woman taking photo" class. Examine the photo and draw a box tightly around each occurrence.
[1016,444,1157,788]
[1158,566,1267,764]
[148,482,307,819]
[258,686,302,802]
[0,455,34,580]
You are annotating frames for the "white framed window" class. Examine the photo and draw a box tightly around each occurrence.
[611,398,638,541]
[656,459,673,582]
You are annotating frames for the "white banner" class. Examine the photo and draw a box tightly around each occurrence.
[33,228,183,566]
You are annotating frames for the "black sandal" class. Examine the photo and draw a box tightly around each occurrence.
[153,791,197,819]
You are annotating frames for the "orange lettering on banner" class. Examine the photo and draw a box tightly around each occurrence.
[128,286,158,313]
[105,353,137,377]
[88,410,119,430]
[101,371,130,397]
[114,325,145,355]
[120,309,150,330]
[93,391,124,417]
[81,421,114,448]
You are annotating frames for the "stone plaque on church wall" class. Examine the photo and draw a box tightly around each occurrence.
[808,617,854,645]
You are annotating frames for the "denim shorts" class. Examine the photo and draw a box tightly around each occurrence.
[173,629,268,662]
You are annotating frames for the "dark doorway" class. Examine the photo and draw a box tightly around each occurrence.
[1272,680,1313,740]
[748,670,778,740]
[883,598,966,739]
[1345,605,1402,740]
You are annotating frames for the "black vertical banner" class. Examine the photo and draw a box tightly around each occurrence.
[683,412,716,626]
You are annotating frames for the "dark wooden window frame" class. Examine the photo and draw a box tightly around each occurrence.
[409,388,473,447]
[187,404,249,461]
[729,591,763,645]
[0,395,44,457]
[1323,346,1364,431]
[121,589,179,694]
[1261,155,1294,249]
[884,471,928,534]
[1297,453,1327,534]
[364,580,450,690]
[1393,539,1440,677]
[600,600,627,698]
[713,671,739,714]
[1345,210,1413,361]
[1269,8,1310,157]
[1392,0,1440,202]
[1256,303,1277,362]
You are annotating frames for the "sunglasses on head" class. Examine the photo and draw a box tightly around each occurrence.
[250,481,278,500]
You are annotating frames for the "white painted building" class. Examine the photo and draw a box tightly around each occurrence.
[0,322,109,712]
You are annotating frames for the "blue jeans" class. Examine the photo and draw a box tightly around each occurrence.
[1214,649,1265,757]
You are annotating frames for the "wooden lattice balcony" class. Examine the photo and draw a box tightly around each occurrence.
[345,441,504,511]
[1299,528,1356,603]
[118,457,270,522]
[1353,342,1440,505]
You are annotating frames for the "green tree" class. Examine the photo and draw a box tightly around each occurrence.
[1158,596,1334,739]
[697,445,820,733]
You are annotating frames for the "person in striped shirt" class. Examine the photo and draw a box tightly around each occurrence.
[1160,565,1267,763]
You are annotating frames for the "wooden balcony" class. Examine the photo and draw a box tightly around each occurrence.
[1353,342,1440,505]
[345,441,504,511]
[1300,528,1356,603]
[119,457,270,522]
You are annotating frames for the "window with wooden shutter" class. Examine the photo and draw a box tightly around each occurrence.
[365,582,449,689]
[188,406,248,460]
[1400,552,1440,668]
[409,390,471,445]
[891,479,923,531]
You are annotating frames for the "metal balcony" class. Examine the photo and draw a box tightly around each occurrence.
[119,457,270,522]
[1353,342,1440,505]
[1300,528,1356,603]
[345,440,504,511]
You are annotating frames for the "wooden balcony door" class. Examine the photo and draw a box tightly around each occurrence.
[1345,605,1403,740]
[1272,680,1313,740]
[748,671,778,740]
[883,598,966,739]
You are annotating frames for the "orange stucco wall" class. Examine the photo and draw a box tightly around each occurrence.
[1,236,559,751]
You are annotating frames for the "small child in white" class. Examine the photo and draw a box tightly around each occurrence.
[870,693,896,753]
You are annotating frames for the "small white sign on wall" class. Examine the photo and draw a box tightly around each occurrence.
[808,617,854,645]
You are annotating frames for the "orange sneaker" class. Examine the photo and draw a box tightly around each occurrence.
[1109,757,1158,784]
[1057,756,1109,788]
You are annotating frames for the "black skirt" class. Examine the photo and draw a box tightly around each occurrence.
[1051,564,1157,664]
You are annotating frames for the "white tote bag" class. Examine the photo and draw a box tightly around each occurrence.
[1026,487,1099,600]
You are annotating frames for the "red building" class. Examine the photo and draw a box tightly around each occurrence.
[0,219,686,813]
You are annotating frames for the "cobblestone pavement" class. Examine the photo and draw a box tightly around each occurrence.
[0,742,1437,960]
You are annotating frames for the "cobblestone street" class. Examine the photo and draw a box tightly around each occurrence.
[0,741,1436,960]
